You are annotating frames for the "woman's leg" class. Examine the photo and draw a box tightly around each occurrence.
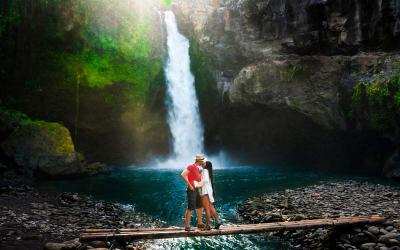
[201,195,211,226]
[209,203,219,224]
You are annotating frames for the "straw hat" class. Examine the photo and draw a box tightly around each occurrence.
[194,154,205,162]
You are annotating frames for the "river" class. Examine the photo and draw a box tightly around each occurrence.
[37,163,376,249]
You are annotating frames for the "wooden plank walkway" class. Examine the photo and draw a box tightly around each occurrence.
[80,215,385,241]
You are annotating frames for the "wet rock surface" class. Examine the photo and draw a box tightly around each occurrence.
[239,181,400,249]
[0,177,161,250]
[229,55,345,129]
[173,0,400,174]
[0,108,112,179]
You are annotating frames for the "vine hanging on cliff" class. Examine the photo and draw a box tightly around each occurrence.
[352,71,400,137]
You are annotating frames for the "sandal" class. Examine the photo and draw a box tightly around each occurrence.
[197,224,205,229]
[184,226,191,232]
[214,223,222,230]
[201,224,211,231]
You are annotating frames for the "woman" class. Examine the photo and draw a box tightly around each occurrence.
[194,159,221,230]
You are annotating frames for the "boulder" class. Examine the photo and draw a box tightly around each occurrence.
[88,240,108,248]
[378,233,400,244]
[361,243,377,250]
[83,162,111,176]
[44,238,81,250]
[368,226,381,235]
[1,120,83,177]
[229,55,345,129]
[44,243,66,250]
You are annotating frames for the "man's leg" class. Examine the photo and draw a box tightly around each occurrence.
[185,209,192,228]
[195,190,204,226]
[196,207,203,226]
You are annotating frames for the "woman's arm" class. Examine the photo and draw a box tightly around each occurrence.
[195,170,209,188]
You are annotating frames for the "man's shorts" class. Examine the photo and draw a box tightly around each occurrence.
[187,188,202,210]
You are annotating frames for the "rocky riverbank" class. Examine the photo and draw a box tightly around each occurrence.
[239,181,400,249]
[0,177,162,250]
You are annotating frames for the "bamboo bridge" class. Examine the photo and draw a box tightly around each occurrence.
[80,215,385,241]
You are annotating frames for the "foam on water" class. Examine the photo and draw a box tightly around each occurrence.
[139,150,235,170]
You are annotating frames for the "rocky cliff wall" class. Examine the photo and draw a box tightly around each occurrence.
[172,0,400,173]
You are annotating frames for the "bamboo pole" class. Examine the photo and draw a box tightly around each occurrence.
[80,215,385,242]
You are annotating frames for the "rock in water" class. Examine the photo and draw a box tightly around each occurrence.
[84,162,111,176]
[360,243,377,250]
[1,120,83,177]
[44,240,81,250]
[44,243,67,250]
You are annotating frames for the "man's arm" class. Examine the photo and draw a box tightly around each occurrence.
[181,169,194,190]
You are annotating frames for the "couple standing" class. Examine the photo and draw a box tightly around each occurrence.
[181,154,221,231]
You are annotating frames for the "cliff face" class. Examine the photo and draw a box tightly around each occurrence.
[1,0,399,172]
[173,0,400,172]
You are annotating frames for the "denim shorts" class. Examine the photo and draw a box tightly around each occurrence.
[186,188,202,210]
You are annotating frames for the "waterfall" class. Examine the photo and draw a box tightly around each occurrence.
[164,11,204,161]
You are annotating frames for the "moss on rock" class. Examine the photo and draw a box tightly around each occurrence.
[0,106,30,131]
[0,107,83,177]
[351,71,400,134]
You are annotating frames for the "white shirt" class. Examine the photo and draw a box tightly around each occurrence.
[194,169,214,203]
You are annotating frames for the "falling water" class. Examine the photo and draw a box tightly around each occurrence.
[164,11,204,161]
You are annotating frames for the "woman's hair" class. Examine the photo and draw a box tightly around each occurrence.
[205,161,215,197]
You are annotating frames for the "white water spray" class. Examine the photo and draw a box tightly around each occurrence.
[164,11,204,161]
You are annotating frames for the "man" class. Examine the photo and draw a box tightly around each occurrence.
[181,154,205,231]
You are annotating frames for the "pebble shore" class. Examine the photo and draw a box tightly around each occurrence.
[3,177,400,250]
[0,177,161,250]
[239,181,400,249]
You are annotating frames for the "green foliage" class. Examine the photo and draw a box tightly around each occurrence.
[189,40,217,98]
[56,50,162,99]
[0,106,30,130]
[164,0,173,6]
[352,72,400,132]
[0,0,20,37]
[287,65,299,81]
[1,0,163,103]
[284,64,309,82]
[53,0,163,100]
[0,105,47,128]
[188,39,221,131]
[80,1,152,59]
